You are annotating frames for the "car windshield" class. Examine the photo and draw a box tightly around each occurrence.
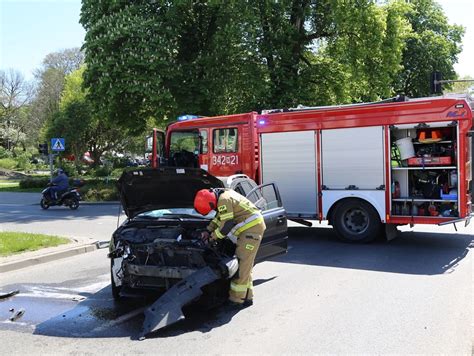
[136,208,215,219]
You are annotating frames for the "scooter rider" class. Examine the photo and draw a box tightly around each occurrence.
[50,168,68,200]
[194,188,266,309]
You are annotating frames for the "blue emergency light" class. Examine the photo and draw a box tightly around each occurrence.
[177,114,198,121]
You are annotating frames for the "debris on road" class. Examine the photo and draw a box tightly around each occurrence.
[0,290,20,300]
[72,296,86,302]
[9,308,25,322]
[95,241,110,249]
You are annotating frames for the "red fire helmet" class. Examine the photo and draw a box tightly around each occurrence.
[194,189,217,215]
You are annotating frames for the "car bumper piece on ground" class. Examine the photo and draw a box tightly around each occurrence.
[140,266,220,339]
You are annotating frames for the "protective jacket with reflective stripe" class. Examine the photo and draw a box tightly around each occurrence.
[207,189,264,243]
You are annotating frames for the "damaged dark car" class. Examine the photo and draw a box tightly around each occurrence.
[109,167,288,336]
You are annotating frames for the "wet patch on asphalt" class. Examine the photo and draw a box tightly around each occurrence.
[0,278,144,338]
[0,279,239,339]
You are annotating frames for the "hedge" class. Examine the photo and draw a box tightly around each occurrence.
[19,177,50,189]
[81,184,119,201]
[19,177,118,189]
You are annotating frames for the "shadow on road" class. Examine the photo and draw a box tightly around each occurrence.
[271,226,473,275]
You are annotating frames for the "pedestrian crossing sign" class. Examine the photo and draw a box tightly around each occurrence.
[51,138,65,151]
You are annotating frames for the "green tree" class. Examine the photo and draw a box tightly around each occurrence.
[78,1,427,130]
[322,1,410,102]
[80,1,267,130]
[31,48,84,140]
[394,0,464,97]
[45,67,127,167]
[251,0,410,106]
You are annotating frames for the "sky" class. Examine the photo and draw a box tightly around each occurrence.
[0,0,85,80]
[0,0,473,80]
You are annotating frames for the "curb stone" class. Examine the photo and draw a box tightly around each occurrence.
[0,242,100,273]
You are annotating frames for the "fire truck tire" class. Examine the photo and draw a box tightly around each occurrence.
[333,199,381,243]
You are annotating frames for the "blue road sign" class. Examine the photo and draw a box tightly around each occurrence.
[51,138,65,151]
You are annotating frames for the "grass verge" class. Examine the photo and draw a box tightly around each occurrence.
[0,181,42,193]
[0,231,70,256]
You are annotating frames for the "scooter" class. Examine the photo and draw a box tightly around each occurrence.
[40,184,82,210]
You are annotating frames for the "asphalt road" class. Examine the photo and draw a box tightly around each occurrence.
[0,197,120,243]
[0,201,472,354]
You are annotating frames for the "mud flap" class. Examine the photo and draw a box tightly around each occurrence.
[140,266,220,339]
[385,223,399,241]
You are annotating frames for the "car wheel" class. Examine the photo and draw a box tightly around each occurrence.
[111,260,122,301]
[40,198,50,210]
[333,199,381,243]
[69,198,79,210]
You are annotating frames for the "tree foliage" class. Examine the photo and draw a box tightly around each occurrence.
[45,66,127,166]
[80,0,464,131]
[30,48,84,135]
[394,0,464,97]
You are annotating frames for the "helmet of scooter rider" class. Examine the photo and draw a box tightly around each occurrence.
[194,189,218,215]
[56,168,64,175]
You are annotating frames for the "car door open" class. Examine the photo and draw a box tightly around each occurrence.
[232,181,288,261]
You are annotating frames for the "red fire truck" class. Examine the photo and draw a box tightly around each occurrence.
[148,96,473,242]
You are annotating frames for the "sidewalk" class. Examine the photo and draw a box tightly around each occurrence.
[0,241,103,273]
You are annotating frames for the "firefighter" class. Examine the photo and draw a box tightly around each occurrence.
[194,188,266,308]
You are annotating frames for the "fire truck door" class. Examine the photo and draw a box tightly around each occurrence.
[209,127,242,176]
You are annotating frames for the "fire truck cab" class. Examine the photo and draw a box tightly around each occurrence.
[149,96,473,242]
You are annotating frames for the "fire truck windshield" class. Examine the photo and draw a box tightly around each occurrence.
[169,131,200,167]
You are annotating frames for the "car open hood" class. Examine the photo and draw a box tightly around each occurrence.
[117,167,224,219]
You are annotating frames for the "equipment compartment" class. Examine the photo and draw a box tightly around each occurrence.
[389,123,459,218]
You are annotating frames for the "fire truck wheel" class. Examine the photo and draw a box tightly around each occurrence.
[333,199,381,243]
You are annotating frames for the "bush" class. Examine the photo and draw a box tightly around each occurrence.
[60,162,80,177]
[19,177,50,189]
[94,165,113,177]
[0,151,37,171]
[15,153,33,171]
[84,163,119,177]
[110,167,135,178]
[0,147,13,159]
[81,183,119,201]
[0,158,17,170]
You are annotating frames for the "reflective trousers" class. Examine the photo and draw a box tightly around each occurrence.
[228,223,265,304]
